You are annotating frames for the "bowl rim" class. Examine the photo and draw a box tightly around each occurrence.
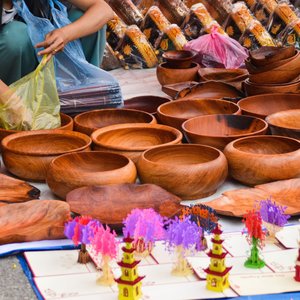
[139,143,224,166]
[182,114,268,138]
[48,150,135,174]
[74,108,156,131]
[157,98,241,120]
[244,78,300,86]
[162,49,197,61]
[1,129,91,156]
[237,93,300,117]
[265,109,300,130]
[91,123,183,151]
[158,61,199,71]
[226,135,300,156]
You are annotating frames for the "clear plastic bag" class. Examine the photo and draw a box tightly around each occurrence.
[0,57,60,131]
[13,0,123,113]
[184,26,248,69]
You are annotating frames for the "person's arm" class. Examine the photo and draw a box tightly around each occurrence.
[35,0,114,56]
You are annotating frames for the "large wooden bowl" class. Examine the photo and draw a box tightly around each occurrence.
[46,151,137,199]
[123,95,172,115]
[238,93,300,118]
[74,108,156,136]
[2,130,91,181]
[162,50,197,69]
[0,113,73,150]
[156,62,199,86]
[266,109,300,140]
[157,99,241,131]
[224,135,300,186]
[137,144,228,199]
[182,114,268,150]
[91,123,182,163]
[243,78,300,96]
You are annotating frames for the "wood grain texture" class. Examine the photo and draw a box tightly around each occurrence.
[91,123,182,163]
[66,183,182,227]
[182,114,268,150]
[238,93,300,118]
[0,113,73,150]
[266,109,300,140]
[46,151,137,199]
[224,135,300,186]
[157,99,241,131]
[0,174,40,203]
[74,108,157,136]
[156,62,199,86]
[124,95,172,115]
[0,200,70,244]
[1,130,91,181]
[243,78,300,96]
[207,178,300,217]
[137,144,228,199]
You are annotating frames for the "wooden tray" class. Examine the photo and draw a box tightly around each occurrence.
[66,183,182,228]
[207,178,300,217]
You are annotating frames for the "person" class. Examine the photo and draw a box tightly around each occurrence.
[0,0,114,85]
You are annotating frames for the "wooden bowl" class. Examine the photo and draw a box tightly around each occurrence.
[1,130,91,181]
[157,99,241,131]
[249,45,296,67]
[46,151,137,199]
[248,51,300,84]
[137,144,228,199]
[74,108,157,136]
[0,113,73,150]
[224,135,300,186]
[198,68,248,83]
[238,93,300,118]
[91,123,182,163]
[243,78,300,96]
[266,109,300,140]
[123,95,172,116]
[162,50,197,69]
[156,62,199,86]
[182,114,268,150]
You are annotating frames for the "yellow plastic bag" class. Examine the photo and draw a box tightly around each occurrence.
[0,56,61,131]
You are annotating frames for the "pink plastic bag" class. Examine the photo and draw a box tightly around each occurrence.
[184,27,248,69]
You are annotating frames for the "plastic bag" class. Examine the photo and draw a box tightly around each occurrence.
[184,26,249,69]
[13,0,123,108]
[0,57,60,131]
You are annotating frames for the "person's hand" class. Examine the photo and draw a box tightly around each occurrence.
[35,28,69,57]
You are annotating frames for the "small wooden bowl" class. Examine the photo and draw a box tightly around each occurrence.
[47,151,137,199]
[243,78,300,96]
[266,109,300,140]
[74,108,157,136]
[162,50,197,69]
[249,45,296,67]
[157,99,241,131]
[0,113,73,150]
[182,114,268,150]
[1,130,91,181]
[224,135,300,186]
[198,68,248,83]
[156,62,199,86]
[137,144,228,199]
[123,95,172,116]
[238,93,300,118]
[91,123,182,163]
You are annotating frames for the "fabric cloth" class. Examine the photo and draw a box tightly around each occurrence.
[0,6,106,85]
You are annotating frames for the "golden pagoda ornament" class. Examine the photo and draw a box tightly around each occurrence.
[115,236,145,300]
[204,226,232,292]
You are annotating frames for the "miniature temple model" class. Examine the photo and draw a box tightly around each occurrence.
[204,226,232,292]
[115,236,145,300]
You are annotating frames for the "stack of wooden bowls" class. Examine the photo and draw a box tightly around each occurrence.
[243,46,300,95]
[156,50,199,86]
